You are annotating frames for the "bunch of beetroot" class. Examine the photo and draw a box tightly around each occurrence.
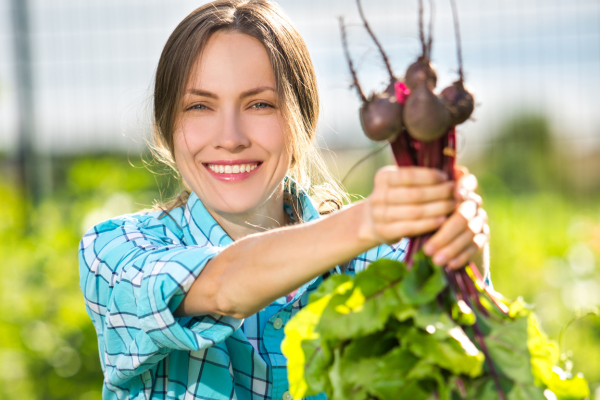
[340,0,473,176]
[331,1,591,399]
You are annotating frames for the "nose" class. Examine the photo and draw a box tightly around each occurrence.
[212,106,251,152]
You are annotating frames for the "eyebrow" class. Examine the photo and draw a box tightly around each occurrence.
[186,86,275,100]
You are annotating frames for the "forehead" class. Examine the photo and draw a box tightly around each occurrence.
[188,31,275,93]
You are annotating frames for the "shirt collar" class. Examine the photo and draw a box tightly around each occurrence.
[181,177,321,247]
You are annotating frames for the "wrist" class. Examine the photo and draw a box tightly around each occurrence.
[351,200,383,250]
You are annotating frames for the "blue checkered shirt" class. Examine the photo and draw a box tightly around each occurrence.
[79,184,408,400]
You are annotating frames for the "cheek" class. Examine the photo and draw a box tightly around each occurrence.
[173,118,209,160]
[255,117,290,160]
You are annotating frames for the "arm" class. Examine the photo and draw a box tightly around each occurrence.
[177,166,488,319]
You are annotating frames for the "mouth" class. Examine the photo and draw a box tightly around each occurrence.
[204,161,261,174]
[203,160,263,181]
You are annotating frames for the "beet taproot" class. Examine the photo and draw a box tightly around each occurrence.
[359,81,403,141]
[405,57,437,91]
[440,79,474,125]
[403,83,451,142]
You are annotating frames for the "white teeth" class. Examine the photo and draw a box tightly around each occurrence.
[208,163,259,174]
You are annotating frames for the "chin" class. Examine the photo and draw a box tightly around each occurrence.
[199,183,279,215]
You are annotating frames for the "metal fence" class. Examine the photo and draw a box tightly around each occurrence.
[0,0,599,161]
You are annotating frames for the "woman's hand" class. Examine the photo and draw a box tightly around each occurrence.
[423,167,489,271]
[360,166,455,244]
[360,165,489,271]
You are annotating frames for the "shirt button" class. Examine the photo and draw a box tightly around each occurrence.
[282,391,293,400]
[273,317,283,330]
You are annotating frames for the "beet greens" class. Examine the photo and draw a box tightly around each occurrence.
[282,1,590,399]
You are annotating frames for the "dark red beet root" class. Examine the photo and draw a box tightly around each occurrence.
[403,84,451,142]
[440,79,474,125]
[405,57,437,90]
[360,81,404,142]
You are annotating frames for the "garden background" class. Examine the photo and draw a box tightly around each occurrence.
[1,0,599,399]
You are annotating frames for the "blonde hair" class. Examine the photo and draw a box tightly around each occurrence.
[151,0,347,214]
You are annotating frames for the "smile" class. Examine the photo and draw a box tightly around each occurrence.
[206,162,260,174]
[203,161,263,182]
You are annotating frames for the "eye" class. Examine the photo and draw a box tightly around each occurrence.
[190,104,208,111]
[251,102,271,110]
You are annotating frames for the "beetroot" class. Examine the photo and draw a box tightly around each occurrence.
[359,81,403,141]
[439,0,475,125]
[339,0,404,142]
[440,79,474,125]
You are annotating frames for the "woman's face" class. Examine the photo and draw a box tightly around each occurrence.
[174,31,291,215]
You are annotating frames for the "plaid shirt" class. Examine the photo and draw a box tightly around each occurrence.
[79,183,407,400]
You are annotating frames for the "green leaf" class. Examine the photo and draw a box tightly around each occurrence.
[476,313,534,385]
[300,338,333,395]
[282,284,343,398]
[545,369,590,400]
[403,327,484,378]
[399,251,447,305]
[354,347,429,400]
[342,327,399,361]
[413,303,458,340]
[317,260,408,340]
[309,274,353,303]
[451,299,476,326]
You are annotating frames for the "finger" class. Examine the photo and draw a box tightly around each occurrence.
[448,233,488,269]
[374,216,446,243]
[447,244,480,270]
[458,199,479,220]
[376,166,449,188]
[468,215,485,235]
[458,173,478,192]
[454,165,469,180]
[384,182,454,205]
[431,229,475,266]
[372,200,456,223]
[423,211,468,255]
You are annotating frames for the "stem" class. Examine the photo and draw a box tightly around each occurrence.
[418,0,427,57]
[339,17,367,102]
[427,0,435,59]
[468,262,510,315]
[559,308,599,359]
[456,377,467,399]
[454,273,506,400]
[356,0,395,80]
[449,0,464,80]
[460,269,490,318]
[472,321,506,400]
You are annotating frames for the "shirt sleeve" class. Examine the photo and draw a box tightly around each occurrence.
[344,238,410,276]
[79,215,242,387]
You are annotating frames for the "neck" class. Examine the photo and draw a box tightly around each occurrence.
[205,185,290,241]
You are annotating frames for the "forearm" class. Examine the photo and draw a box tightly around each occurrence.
[176,201,378,319]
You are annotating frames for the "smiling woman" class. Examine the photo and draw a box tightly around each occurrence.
[78,1,490,399]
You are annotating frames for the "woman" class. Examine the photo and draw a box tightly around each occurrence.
[79,1,489,399]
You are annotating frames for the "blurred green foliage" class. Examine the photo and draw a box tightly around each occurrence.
[0,114,599,398]
[0,156,177,400]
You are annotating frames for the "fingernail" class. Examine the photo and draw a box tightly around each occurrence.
[438,171,448,181]
[423,244,435,255]
[436,216,446,224]
[433,254,447,265]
